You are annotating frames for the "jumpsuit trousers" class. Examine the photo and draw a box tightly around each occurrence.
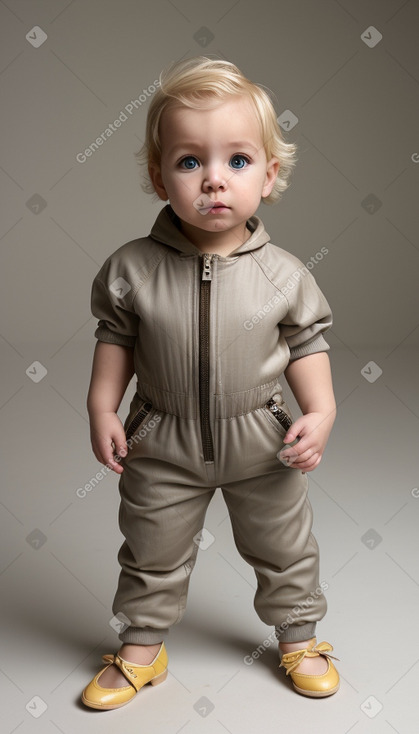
[112,386,327,646]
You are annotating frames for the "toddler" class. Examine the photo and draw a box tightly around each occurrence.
[81,56,339,709]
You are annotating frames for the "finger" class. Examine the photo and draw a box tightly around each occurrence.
[112,462,124,475]
[283,421,303,444]
[112,429,129,457]
[279,444,308,466]
[291,454,321,471]
[93,448,124,475]
[101,442,125,473]
[286,436,312,455]
[283,429,297,444]
[278,444,299,467]
[106,454,125,474]
[292,448,316,465]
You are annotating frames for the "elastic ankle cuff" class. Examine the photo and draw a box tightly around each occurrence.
[275,622,317,643]
[119,626,168,645]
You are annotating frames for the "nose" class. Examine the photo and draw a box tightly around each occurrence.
[202,162,227,192]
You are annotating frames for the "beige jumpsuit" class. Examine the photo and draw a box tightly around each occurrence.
[91,205,332,645]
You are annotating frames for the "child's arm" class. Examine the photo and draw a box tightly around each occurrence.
[282,352,336,472]
[87,341,135,474]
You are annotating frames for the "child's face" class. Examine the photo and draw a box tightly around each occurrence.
[149,95,279,246]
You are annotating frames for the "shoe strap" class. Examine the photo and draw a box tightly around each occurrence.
[279,639,339,676]
[101,653,145,691]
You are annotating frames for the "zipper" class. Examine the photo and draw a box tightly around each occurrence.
[125,401,153,442]
[265,398,292,433]
[199,254,215,463]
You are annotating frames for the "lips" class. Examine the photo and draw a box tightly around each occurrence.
[205,201,230,213]
[193,195,231,215]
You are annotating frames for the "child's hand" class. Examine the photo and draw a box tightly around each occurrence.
[89,411,128,474]
[279,411,335,472]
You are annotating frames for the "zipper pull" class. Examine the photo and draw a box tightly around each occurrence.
[202,254,213,281]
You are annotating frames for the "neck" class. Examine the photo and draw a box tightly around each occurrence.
[179,221,251,256]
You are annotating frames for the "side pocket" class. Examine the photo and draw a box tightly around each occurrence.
[125,399,153,442]
[264,397,293,434]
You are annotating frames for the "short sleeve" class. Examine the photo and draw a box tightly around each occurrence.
[91,260,139,348]
[280,270,332,361]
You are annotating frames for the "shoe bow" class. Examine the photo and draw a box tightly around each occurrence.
[279,640,339,676]
[100,653,142,690]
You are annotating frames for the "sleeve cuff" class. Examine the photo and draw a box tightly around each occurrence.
[288,334,330,361]
[94,325,136,348]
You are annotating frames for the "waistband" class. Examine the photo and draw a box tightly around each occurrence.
[137,378,285,419]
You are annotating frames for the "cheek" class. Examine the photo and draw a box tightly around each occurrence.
[237,176,264,201]
[168,172,196,196]
[160,163,183,193]
[237,168,265,190]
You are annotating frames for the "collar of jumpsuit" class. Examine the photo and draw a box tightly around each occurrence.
[149,204,271,257]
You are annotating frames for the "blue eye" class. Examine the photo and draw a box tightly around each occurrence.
[180,156,199,170]
[230,154,249,170]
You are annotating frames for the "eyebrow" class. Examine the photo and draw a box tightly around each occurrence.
[167,140,261,156]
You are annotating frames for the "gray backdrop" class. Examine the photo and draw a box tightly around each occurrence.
[1,1,419,733]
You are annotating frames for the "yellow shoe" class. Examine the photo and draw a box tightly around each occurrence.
[279,637,339,698]
[81,642,168,710]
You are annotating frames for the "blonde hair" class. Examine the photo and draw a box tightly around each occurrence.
[137,56,297,204]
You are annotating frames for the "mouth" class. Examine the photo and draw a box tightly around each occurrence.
[193,195,231,215]
[202,202,230,214]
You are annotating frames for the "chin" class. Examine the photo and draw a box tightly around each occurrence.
[201,220,231,231]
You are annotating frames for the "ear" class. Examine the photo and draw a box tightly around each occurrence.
[262,157,280,198]
[148,163,169,201]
